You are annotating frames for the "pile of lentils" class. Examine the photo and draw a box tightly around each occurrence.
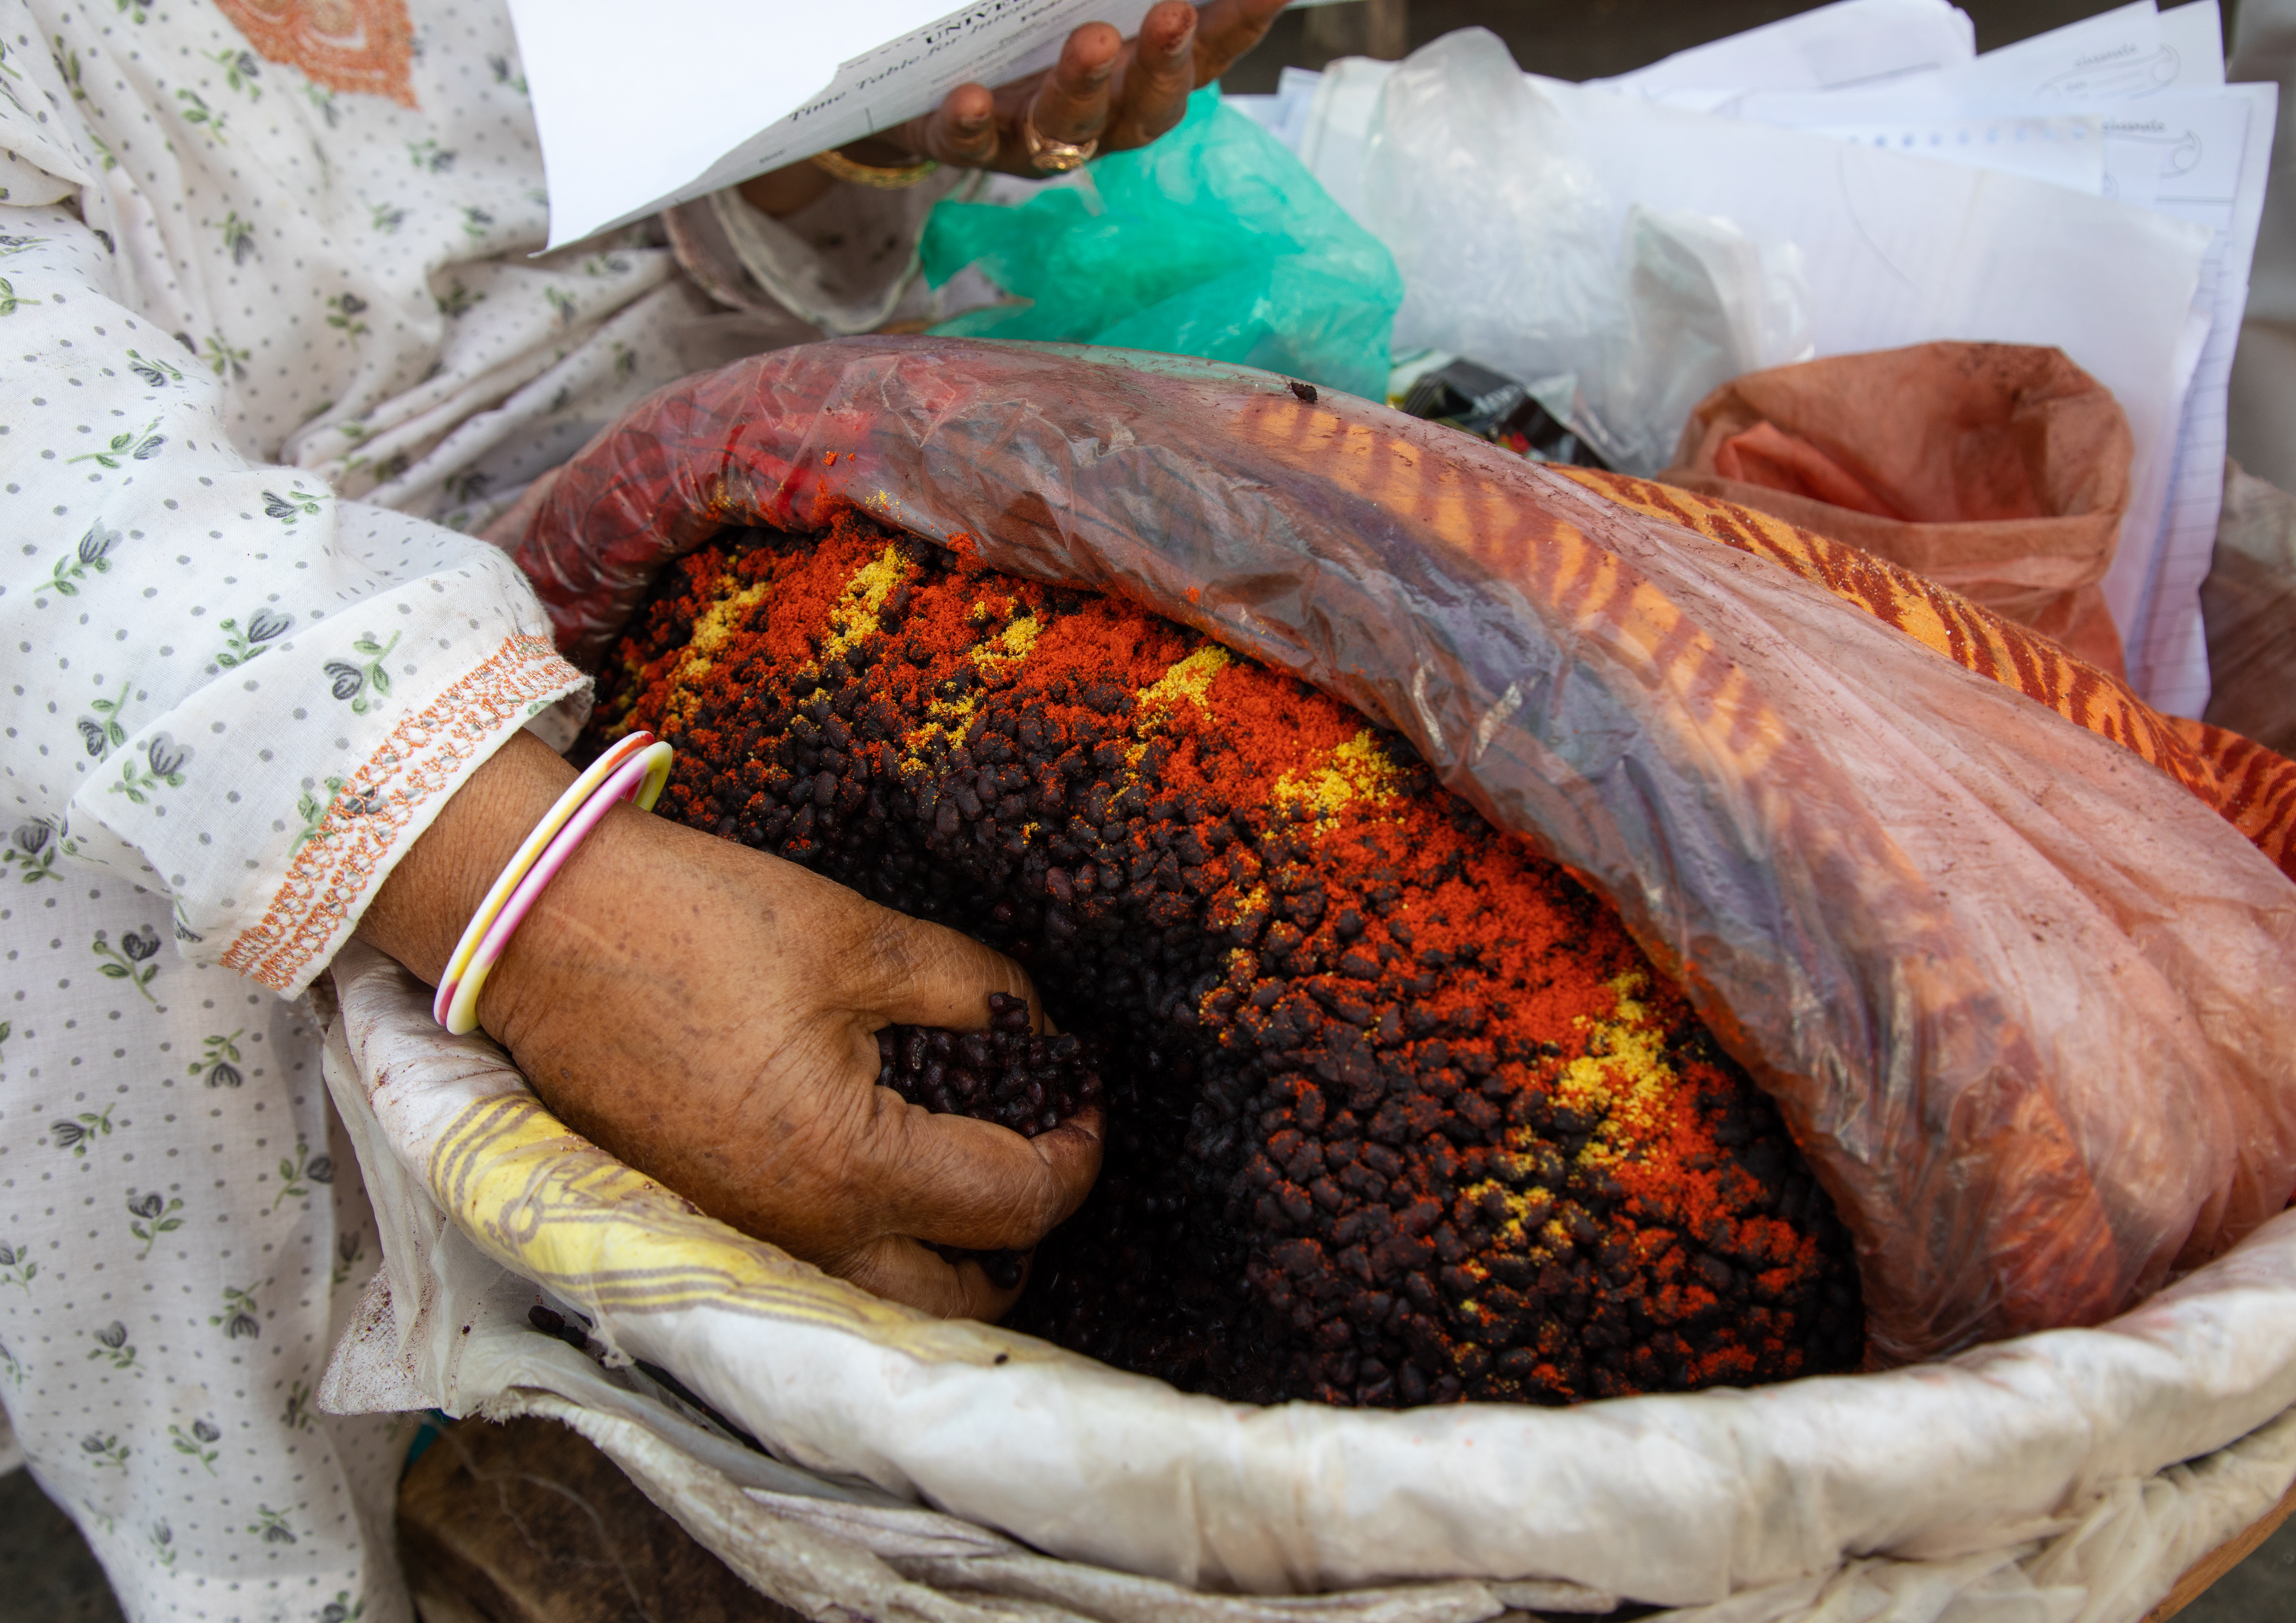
[584,509,1864,1407]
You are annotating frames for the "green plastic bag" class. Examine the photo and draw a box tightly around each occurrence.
[921,88,1401,400]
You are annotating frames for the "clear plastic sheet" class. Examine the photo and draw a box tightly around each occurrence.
[2203,461,2296,758]
[1358,30,1815,476]
[509,335,2296,1364]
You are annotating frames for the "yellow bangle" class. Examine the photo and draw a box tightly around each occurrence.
[811,148,941,190]
[430,732,674,1036]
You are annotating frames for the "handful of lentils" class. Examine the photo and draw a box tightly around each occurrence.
[584,510,1864,1407]
[874,991,1101,1293]
[874,991,1101,1138]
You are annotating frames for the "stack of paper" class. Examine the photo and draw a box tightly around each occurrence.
[1586,0,1976,108]
[1236,0,2273,716]
[510,0,1176,250]
[1718,0,2273,716]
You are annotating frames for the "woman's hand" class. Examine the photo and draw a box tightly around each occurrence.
[357,731,1103,1320]
[890,0,1290,173]
[739,0,1288,213]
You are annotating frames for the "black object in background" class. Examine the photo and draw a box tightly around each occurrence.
[1400,358,1612,469]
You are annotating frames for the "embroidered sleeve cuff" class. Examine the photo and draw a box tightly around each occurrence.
[68,544,587,997]
[218,630,585,995]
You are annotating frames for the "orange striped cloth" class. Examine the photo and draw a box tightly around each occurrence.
[1568,469,2296,887]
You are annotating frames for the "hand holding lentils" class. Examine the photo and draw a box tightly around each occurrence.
[874,992,1102,1138]
[584,511,1863,1408]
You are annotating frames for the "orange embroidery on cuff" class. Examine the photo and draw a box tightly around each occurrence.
[220,634,584,993]
[212,0,418,109]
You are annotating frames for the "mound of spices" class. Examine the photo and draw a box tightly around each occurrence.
[584,510,1864,1407]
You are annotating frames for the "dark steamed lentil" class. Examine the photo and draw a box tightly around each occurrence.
[583,510,1865,1408]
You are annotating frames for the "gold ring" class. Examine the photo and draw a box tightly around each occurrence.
[1022,107,1098,174]
[810,148,940,190]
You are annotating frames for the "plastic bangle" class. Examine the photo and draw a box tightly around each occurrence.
[439,740,673,1035]
[432,734,674,1035]
[432,730,656,1027]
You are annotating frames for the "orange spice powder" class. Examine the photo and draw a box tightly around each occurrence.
[589,508,1862,1407]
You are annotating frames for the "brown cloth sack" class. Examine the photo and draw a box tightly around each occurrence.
[1659,342,2133,674]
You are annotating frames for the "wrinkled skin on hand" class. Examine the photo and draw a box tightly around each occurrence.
[357,731,1104,1319]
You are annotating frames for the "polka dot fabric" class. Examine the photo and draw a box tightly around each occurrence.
[0,0,922,1617]
[0,897,412,1622]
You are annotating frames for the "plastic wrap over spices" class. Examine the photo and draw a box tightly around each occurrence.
[512,337,2296,1365]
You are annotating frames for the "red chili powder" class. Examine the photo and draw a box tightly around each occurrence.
[589,508,1863,1407]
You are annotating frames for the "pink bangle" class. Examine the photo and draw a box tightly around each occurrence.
[433,736,674,1035]
[432,730,659,1029]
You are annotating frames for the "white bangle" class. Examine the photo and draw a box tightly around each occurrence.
[431,731,674,1034]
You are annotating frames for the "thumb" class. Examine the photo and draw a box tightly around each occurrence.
[851,1098,1104,1254]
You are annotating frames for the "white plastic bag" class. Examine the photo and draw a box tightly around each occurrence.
[318,938,2296,1623]
[1360,30,1813,473]
[1587,206,1815,473]
[1360,30,1620,401]
[336,337,2296,1621]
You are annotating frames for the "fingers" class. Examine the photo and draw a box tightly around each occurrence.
[860,2,1277,187]
[723,858,1104,1305]
[879,3,1265,183]
[1105,0,1199,151]
[1022,20,1123,155]
[838,1233,1029,1320]
[857,1094,1104,1252]
[1190,0,1291,83]
[832,901,1103,1241]
[847,904,1042,1032]
[900,81,998,169]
